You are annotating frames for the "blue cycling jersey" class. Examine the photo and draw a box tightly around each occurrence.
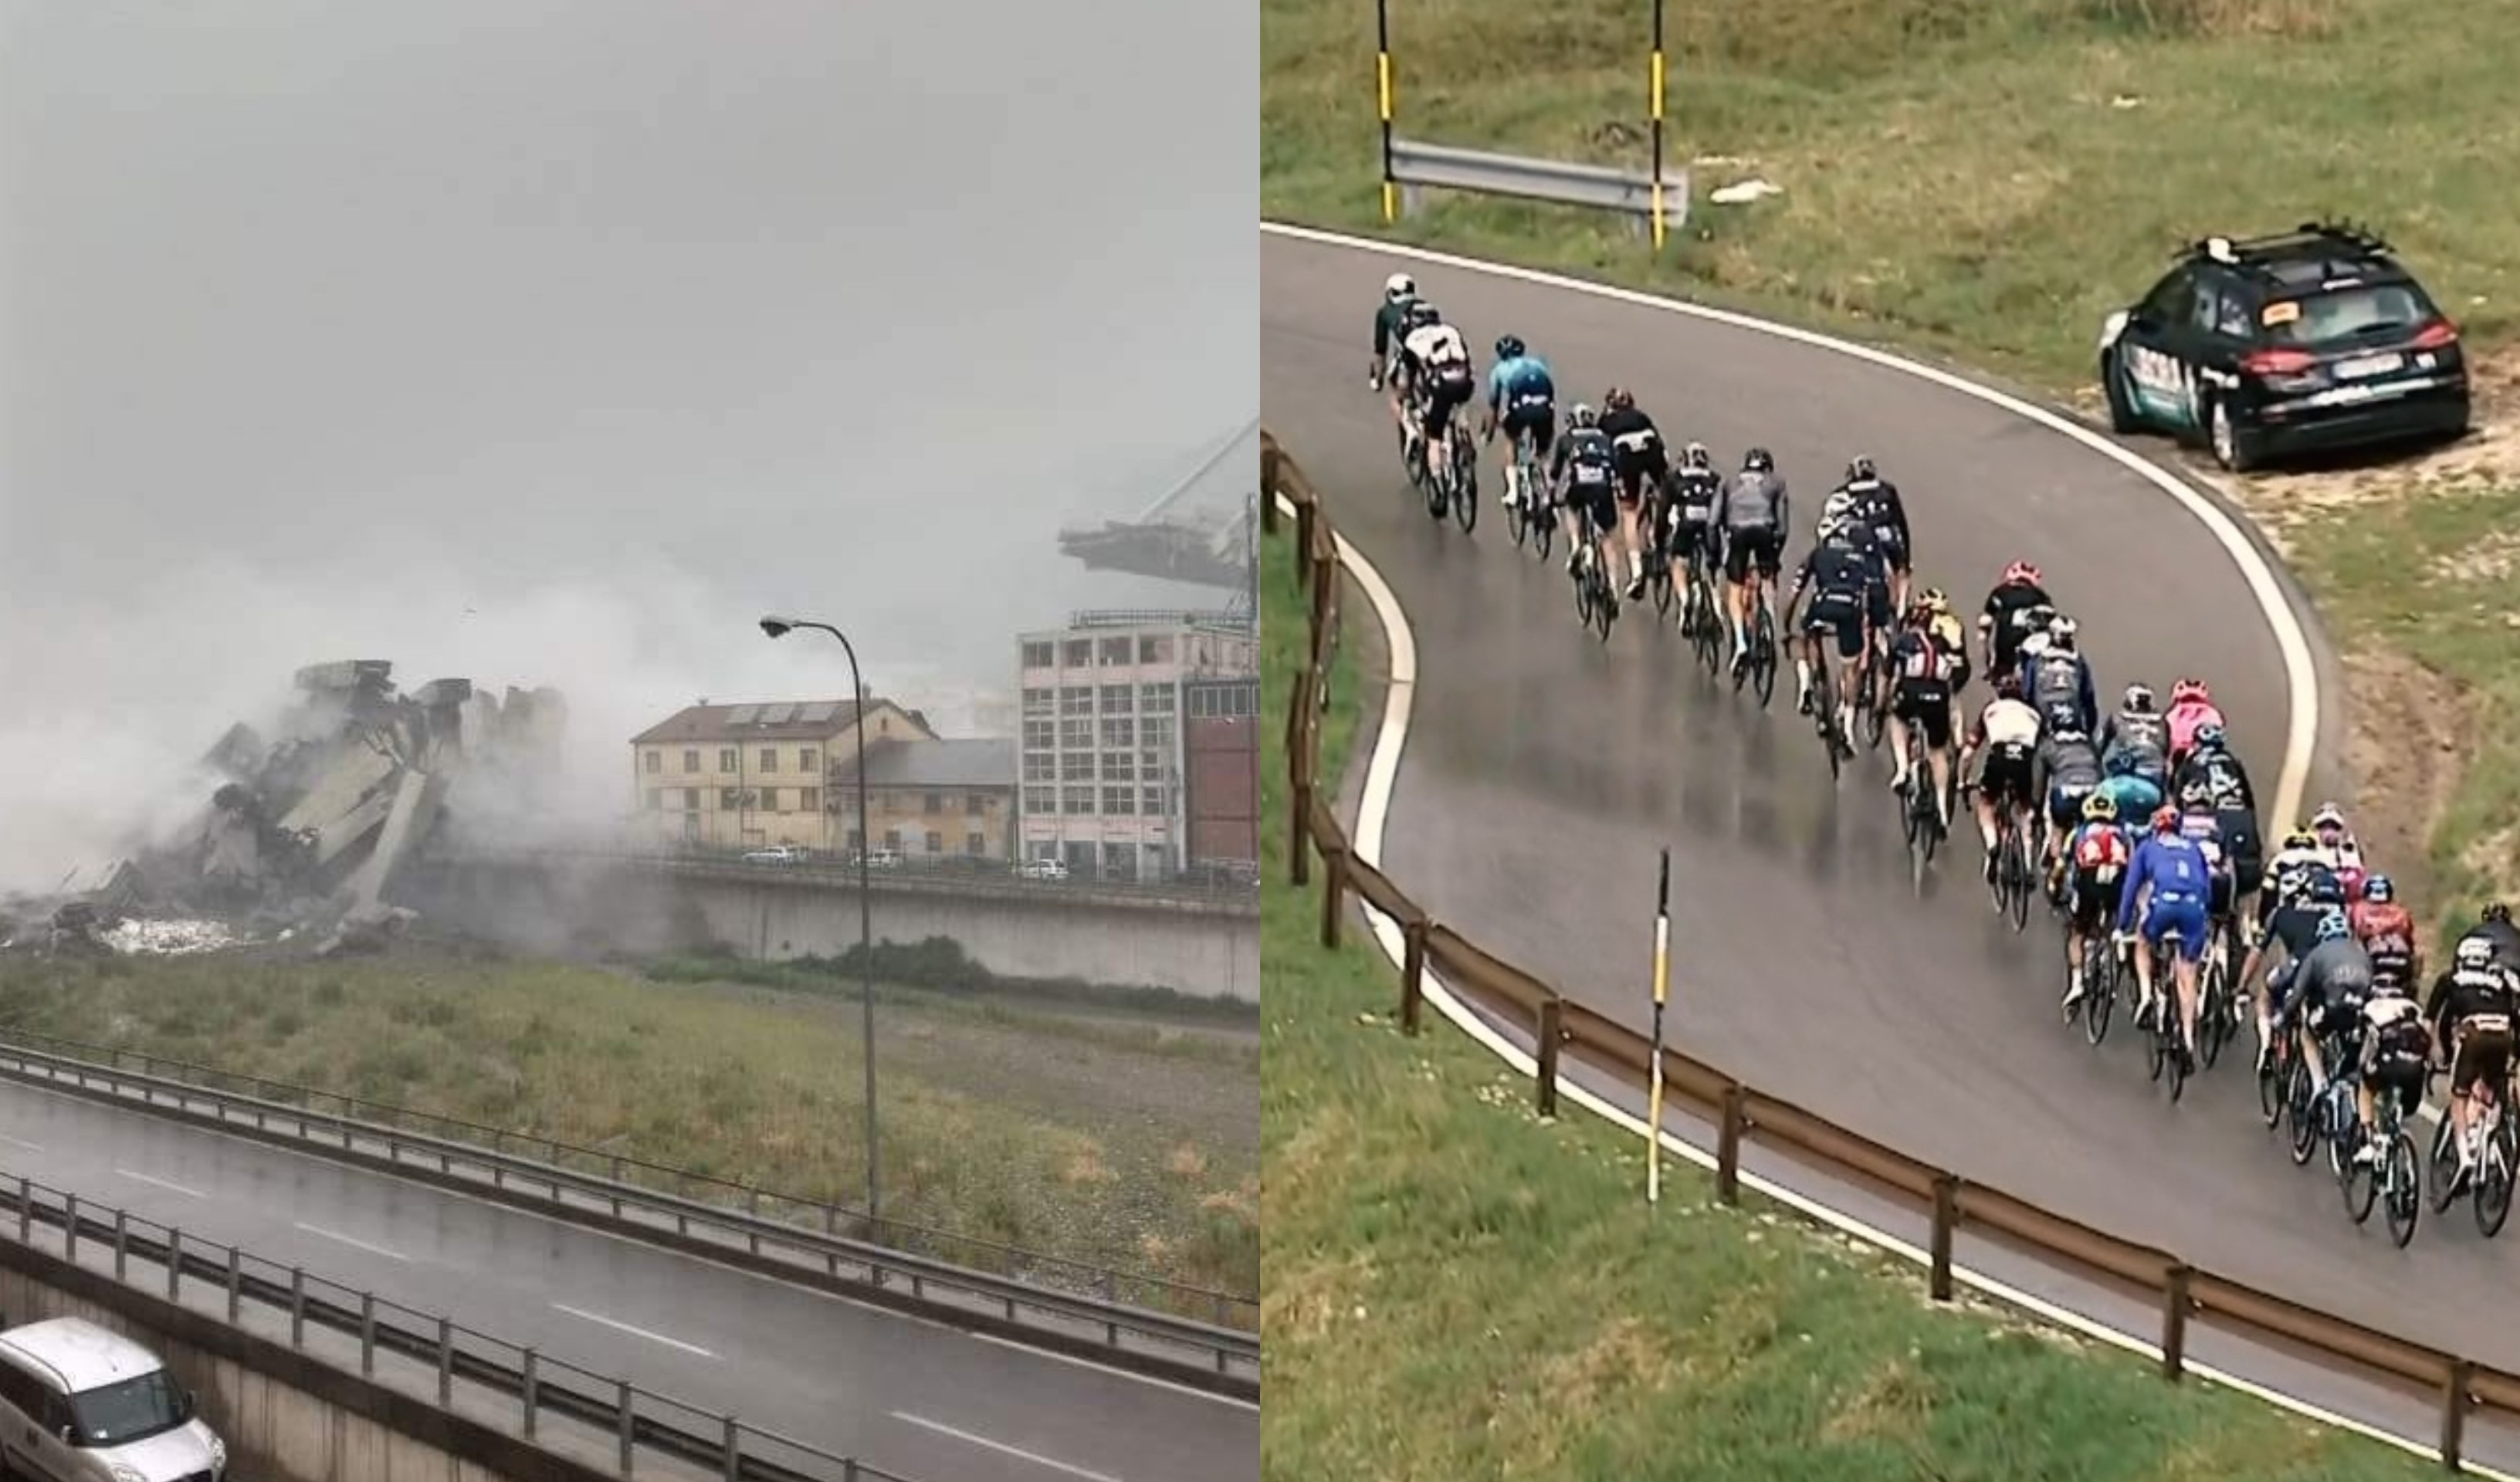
[1488,355,1556,411]
[2116,832,2211,935]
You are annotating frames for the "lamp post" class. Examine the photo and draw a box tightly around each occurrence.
[759,615,882,1228]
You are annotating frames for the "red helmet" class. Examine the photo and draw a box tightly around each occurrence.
[2171,678,2208,705]
[2003,560,2041,586]
[2152,804,2181,834]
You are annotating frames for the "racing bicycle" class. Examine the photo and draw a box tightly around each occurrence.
[1733,595,1779,706]
[1682,540,1725,675]
[1502,429,1546,553]
[1426,427,1478,532]
[1851,628,1891,753]
[1982,783,2035,932]
[1806,640,1853,778]
[1573,515,1619,643]
[2430,1068,2518,1237]
[2341,1070,2425,1247]
[1897,750,1949,889]
[2074,900,2123,1047]
[2141,925,2196,1104]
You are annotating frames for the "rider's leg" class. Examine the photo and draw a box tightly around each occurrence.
[1889,708,1914,789]
[1929,739,1954,827]
[2173,938,2202,1056]
[1617,498,1644,597]
[2132,918,2159,1017]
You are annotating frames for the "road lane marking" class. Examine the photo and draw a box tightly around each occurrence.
[1282,476,2510,1477]
[550,1304,716,1358]
[113,1169,206,1199]
[966,1331,1258,1412]
[293,1221,410,1263]
[889,1412,1121,1482]
[1261,220,2322,834]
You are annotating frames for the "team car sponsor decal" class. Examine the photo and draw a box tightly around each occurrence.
[2121,343,2198,425]
[2260,301,2302,327]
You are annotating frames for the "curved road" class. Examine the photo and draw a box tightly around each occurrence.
[0,1078,1252,1482]
[1264,227,2520,1444]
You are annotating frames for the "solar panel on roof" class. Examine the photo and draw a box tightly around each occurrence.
[726,704,760,724]
[760,703,796,723]
[798,701,838,722]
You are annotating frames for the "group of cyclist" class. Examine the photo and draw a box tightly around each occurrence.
[1366,266,2520,1194]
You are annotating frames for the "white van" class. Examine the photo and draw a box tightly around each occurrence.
[0,1318,225,1480]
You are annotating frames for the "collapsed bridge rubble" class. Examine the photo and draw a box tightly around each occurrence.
[22,660,566,958]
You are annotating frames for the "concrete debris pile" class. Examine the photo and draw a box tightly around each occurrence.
[72,660,566,957]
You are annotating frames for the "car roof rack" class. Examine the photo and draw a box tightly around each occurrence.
[2180,218,2395,266]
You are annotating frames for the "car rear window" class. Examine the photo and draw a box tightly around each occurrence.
[2261,283,2435,346]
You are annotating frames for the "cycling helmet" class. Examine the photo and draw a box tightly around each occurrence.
[2276,862,2312,900]
[2488,902,2515,926]
[2002,560,2041,586]
[2315,908,2351,942]
[1993,672,2024,700]
[2364,873,2395,904]
[2170,677,2207,705]
[2312,801,2347,831]
[1682,441,1712,470]
[1821,488,1857,521]
[1815,514,1848,544]
[1846,455,1877,483]
[1743,447,1775,473]
[1405,299,1442,330]
[1920,587,1949,613]
[2193,722,2227,752]
[1384,272,1416,302]
[2307,867,2345,906]
[2082,791,2118,823]
[2048,613,2078,648]
[2459,935,2497,970]
[1603,387,1636,412]
[1568,403,1600,430]
[2122,683,2155,713]
[2151,804,2181,834]
[1494,334,1526,361]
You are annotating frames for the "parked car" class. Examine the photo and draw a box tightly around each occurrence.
[849,848,903,871]
[741,845,805,865]
[2096,220,2471,472]
[1016,858,1069,881]
[0,1317,226,1482]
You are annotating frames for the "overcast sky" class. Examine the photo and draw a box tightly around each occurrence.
[0,0,1256,890]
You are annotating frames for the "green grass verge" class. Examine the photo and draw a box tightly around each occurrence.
[1258,519,2443,1477]
[0,949,1256,1305]
[1263,0,2520,946]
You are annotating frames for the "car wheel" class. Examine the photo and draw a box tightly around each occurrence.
[2207,397,2263,473]
[2101,352,2142,435]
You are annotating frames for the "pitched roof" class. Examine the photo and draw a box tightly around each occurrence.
[630,699,896,746]
[845,737,1015,790]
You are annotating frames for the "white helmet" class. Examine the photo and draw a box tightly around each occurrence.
[2048,614,2078,647]
[2020,631,2053,659]
[2458,935,2496,971]
[1815,513,1845,543]
[1821,489,1857,521]
[1384,272,1416,302]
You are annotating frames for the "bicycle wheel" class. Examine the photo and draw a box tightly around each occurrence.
[2478,1139,2514,1238]
[1533,505,1555,562]
[2146,998,2169,1083]
[2085,939,2117,1047]
[2197,965,2231,1071]
[1505,482,1531,550]
[2287,1061,2319,1165]
[1593,560,1618,642]
[2386,1130,2423,1247]
[1651,550,1675,619]
[2257,1043,2285,1127]
[1751,611,1778,707]
[2003,835,2031,932]
[1452,448,1479,533]
[2167,1024,2190,1104]
[1573,555,1597,629]
[2341,1122,2379,1224]
[1859,667,1888,752]
[2429,1113,2463,1213]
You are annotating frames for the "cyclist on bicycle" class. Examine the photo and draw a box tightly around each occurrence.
[1385,297,1445,451]
[2023,613,2097,736]
[1367,271,1421,407]
[2353,874,2422,996]
[1597,388,1667,601]
[1548,404,1620,582]
[1712,447,1790,674]
[1661,442,1724,618]
[2352,973,2432,1168]
[2060,790,2132,1013]
[2472,902,2520,973]
[1887,595,1959,817]
[2173,779,2236,975]
[1963,672,2042,879]
[2092,744,2165,840]
[2037,716,2105,896]
[1481,335,1556,513]
[2118,803,2216,1068]
[1835,457,1914,614]
[1403,312,1476,489]
[2176,722,2262,905]
[2427,934,2519,1190]
[1978,560,2054,677]
[2164,677,2225,769]
[2243,864,2344,1072]
[2102,683,2169,763]
[1782,514,1872,736]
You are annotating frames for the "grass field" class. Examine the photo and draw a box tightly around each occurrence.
[1262,0,2520,946]
[1258,519,2445,1479]
[0,947,1257,1306]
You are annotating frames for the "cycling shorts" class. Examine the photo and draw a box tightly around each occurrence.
[2046,777,2096,831]
[2142,892,2210,962]
[1865,581,1893,631]
[2364,1040,2427,1116]
[1893,680,1954,749]
[1723,526,1782,584]
[1801,591,1865,660]
[2454,1018,2516,1098]
[2069,868,2120,936]
[1421,369,1475,435]
[1614,447,1667,503]
[1562,474,1617,533]
[1501,398,1556,455]
[1878,527,1909,570]
[1981,743,2037,816]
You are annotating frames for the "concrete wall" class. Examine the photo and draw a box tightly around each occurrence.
[0,1235,608,1482]
[407,858,1260,1000]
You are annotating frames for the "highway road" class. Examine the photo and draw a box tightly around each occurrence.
[1263,227,2520,1413]
[0,1077,1254,1482]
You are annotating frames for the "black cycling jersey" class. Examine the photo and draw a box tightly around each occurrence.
[2172,748,2257,816]
[2260,902,2328,959]
[1791,541,1870,605]
[1667,467,1722,516]
[2428,964,2519,1040]
[1981,579,2052,633]
[2474,919,2520,969]
[1551,428,1616,482]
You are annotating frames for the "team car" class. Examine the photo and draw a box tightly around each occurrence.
[2096,221,2471,472]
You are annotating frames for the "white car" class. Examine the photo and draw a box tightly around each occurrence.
[742,846,804,865]
[1017,858,1069,881]
[0,1318,226,1482]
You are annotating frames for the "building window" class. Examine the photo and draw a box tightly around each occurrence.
[799,747,818,773]
[646,788,664,810]
[644,749,662,773]
[965,793,987,815]
[1023,752,1055,783]
[1061,752,1093,780]
[1142,786,1165,814]
[1099,684,1132,712]
[1143,716,1174,750]
[1059,685,1093,716]
[1022,719,1054,749]
[1140,635,1170,664]
[682,749,699,773]
[1101,718,1134,748]
[720,788,740,810]
[1102,751,1135,781]
[925,830,943,854]
[1102,787,1135,814]
[718,748,737,773]
[966,831,986,855]
[801,787,821,812]
[758,788,781,812]
[1063,639,1092,667]
[1022,686,1054,715]
[1023,641,1055,668]
[759,747,777,773]
[1099,637,1132,665]
[923,791,943,814]
[1062,788,1094,815]
[1059,717,1092,749]
[884,827,903,850]
[1140,683,1174,714]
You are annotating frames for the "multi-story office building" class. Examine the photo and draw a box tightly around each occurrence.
[1014,610,1258,881]
[628,698,936,851]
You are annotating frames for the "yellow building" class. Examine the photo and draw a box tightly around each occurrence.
[839,738,1019,864]
[629,698,937,851]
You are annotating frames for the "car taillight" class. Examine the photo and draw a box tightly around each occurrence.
[2241,347,2318,375]
[2410,318,2460,349]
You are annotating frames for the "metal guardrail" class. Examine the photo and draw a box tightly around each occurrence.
[1390,138,1689,237]
[1265,430,2520,1472]
[0,1167,916,1481]
[0,1027,1257,1331]
[430,846,1261,915]
[0,1039,1261,1397]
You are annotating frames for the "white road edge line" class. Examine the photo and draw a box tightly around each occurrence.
[1260,220,2320,835]
[113,1168,206,1199]
[889,1410,1123,1482]
[966,1331,1259,1413]
[550,1303,717,1359]
[291,1220,411,1264]
[1280,479,2513,1477]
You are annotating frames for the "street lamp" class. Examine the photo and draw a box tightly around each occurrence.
[759,614,882,1228]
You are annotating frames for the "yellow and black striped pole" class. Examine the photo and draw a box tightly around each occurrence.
[1648,0,1668,252]
[1377,0,1397,224]
[1647,847,1671,1206]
